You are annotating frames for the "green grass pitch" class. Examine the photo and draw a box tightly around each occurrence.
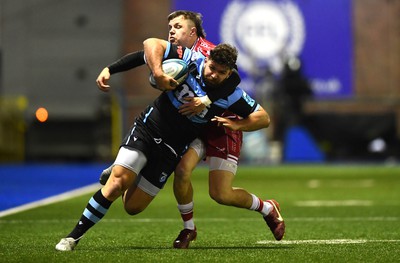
[1,165,399,262]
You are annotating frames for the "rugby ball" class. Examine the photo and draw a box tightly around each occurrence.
[149,59,189,88]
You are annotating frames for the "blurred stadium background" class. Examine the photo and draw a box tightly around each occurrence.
[0,0,399,164]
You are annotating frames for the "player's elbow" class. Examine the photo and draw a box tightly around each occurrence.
[256,107,271,129]
[143,38,167,49]
[263,112,271,128]
[143,37,157,45]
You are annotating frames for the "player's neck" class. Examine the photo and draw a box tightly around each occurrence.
[190,37,200,50]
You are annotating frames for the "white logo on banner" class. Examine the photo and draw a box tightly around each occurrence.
[220,0,305,75]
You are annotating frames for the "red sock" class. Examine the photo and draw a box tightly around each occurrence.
[256,197,264,212]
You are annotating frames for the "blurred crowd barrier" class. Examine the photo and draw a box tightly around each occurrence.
[0,96,28,162]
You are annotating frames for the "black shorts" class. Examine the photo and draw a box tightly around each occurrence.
[120,121,184,190]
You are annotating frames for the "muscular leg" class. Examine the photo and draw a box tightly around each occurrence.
[173,147,201,232]
[55,164,137,251]
[173,147,200,205]
[56,147,148,251]
[102,164,137,201]
[207,157,271,215]
[208,169,253,208]
[123,181,155,215]
[207,157,285,241]
[172,142,203,249]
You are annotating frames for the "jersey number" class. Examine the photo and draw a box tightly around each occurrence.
[174,84,209,117]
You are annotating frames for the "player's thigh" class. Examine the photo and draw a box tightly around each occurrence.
[208,160,236,196]
[206,125,242,163]
[175,139,204,177]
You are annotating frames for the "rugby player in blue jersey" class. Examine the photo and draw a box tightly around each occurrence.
[55,37,283,251]
[95,11,285,249]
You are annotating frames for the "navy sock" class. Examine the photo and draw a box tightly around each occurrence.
[67,189,112,241]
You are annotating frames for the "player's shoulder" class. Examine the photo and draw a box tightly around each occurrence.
[192,37,215,57]
[226,87,256,105]
[228,87,245,100]
[197,37,216,48]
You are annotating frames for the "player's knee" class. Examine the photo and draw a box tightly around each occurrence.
[124,203,145,216]
[102,176,125,200]
[209,189,231,205]
[103,168,136,201]
[174,163,192,180]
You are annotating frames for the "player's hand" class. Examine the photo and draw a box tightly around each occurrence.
[179,97,206,116]
[154,74,179,91]
[211,116,240,131]
[96,67,111,92]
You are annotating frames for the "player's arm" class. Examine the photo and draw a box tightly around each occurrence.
[108,51,146,73]
[143,38,179,91]
[212,88,270,131]
[212,106,270,132]
[96,50,145,92]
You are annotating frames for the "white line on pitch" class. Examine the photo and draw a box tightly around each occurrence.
[256,239,400,245]
[307,179,375,189]
[294,200,373,207]
[0,183,101,218]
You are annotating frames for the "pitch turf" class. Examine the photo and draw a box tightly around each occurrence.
[1,165,399,262]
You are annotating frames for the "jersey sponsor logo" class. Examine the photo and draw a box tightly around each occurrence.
[242,90,255,107]
[220,0,305,75]
[216,147,226,152]
[192,37,215,57]
[159,172,168,183]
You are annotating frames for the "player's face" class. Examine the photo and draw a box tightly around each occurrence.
[168,15,197,49]
[202,58,232,87]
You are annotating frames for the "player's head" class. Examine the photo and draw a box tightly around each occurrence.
[203,44,238,88]
[167,10,206,48]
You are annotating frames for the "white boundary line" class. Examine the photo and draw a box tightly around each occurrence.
[256,239,400,245]
[0,183,100,218]
[294,200,373,207]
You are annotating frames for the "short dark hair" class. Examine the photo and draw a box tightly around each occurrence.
[167,10,206,38]
[209,44,238,69]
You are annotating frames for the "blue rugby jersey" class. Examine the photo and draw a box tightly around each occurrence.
[125,43,260,157]
[162,43,259,125]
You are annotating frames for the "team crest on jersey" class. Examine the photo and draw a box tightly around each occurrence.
[220,0,305,75]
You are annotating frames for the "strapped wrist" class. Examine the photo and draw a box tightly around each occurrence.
[199,95,212,106]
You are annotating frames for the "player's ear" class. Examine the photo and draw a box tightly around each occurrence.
[225,69,233,79]
[190,27,196,37]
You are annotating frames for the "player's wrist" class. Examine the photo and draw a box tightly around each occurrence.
[199,95,212,107]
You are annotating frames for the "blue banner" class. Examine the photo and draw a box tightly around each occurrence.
[172,0,353,98]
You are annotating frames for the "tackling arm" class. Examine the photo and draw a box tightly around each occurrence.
[211,106,270,132]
